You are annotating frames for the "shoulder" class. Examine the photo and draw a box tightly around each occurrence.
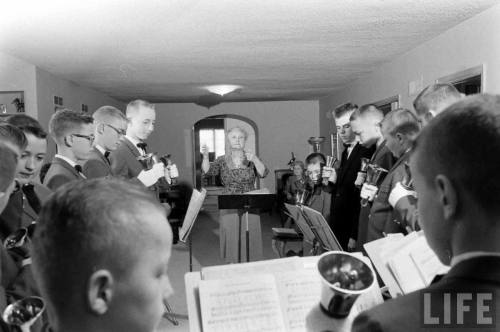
[33,182,52,200]
[352,291,422,332]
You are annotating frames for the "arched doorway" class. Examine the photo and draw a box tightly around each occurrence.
[193,115,259,190]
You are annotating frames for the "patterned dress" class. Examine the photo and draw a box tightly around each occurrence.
[204,155,269,263]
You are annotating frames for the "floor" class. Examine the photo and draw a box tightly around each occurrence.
[156,192,287,332]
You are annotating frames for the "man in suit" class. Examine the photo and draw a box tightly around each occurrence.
[83,106,127,179]
[351,105,395,249]
[44,109,94,190]
[386,84,463,232]
[353,94,500,332]
[363,108,420,241]
[326,103,373,251]
[32,178,174,332]
[0,115,51,239]
[109,100,166,190]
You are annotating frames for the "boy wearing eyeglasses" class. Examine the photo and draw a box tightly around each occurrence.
[44,109,94,190]
[83,106,127,179]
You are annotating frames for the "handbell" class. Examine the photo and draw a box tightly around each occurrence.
[360,158,370,172]
[361,165,388,207]
[137,153,157,170]
[4,228,28,250]
[2,296,45,332]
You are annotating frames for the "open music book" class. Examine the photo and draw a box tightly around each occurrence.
[179,188,207,243]
[364,231,449,298]
[194,256,383,332]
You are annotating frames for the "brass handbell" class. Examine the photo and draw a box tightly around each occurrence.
[137,153,157,170]
[2,296,45,332]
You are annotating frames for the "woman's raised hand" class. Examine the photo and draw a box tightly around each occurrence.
[201,145,209,158]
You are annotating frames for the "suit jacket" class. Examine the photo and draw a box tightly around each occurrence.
[352,256,500,332]
[109,137,159,197]
[83,146,112,179]
[357,141,396,249]
[109,137,143,179]
[329,143,374,249]
[366,150,411,242]
[43,157,85,191]
[0,182,51,241]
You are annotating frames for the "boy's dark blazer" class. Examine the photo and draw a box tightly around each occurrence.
[352,256,500,332]
[83,146,112,179]
[43,157,85,191]
[329,142,374,249]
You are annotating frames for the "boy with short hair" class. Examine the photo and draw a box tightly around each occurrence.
[32,178,174,332]
[44,109,94,190]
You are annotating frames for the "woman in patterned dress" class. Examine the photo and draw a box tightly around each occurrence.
[201,127,268,263]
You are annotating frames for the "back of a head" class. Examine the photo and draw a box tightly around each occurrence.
[358,104,384,123]
[0,122,27,151]
[125,99,155,118]
[415,94,500,216]
[382,108,420,137]
[334,102,358,119]
[93,106,126,124]
[6,114,47,139]
[48,108,93,143]
[0,143,17,192]
[32,178,165,319]
[413,83,461,116]
[305,152,326,166]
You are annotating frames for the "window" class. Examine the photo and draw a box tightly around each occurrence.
[199,129,225,158]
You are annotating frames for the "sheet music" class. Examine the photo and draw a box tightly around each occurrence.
[301,206,343,251]
[275,269,322,332]
[199,275,287,332]
[201,257,302,280]
[284,204,315,243]
[409,236,450,285]
[245,188,271,194]
[364,235,404,298]
[179,188,207,242]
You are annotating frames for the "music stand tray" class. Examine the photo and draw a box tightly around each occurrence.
[218,194,276,262]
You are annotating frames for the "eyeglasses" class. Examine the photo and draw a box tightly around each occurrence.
[105,124,126,136]
[71,133,95,144]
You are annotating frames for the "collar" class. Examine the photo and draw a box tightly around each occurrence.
[94,144,106,156]
[125,135,144,153]
[55,154,78,168]
[451,251,500,268]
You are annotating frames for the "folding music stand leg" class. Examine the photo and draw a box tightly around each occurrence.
[163,299,179,325]
[238,212,242,263]
[189,235,193,272]
[245,210,250,262]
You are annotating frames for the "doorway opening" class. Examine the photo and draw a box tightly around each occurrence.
[437,65,483,95]
[193,115,258,190]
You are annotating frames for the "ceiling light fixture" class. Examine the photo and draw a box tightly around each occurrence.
[203,84,242,96]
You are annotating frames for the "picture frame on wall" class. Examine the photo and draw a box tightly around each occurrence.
[0,91,25,114]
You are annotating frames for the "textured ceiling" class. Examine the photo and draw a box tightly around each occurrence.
[0,0,497,103]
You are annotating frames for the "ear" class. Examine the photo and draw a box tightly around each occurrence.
[64,135,74,147]
[87,270,114,315]
[395,133,405,146]
[434,174,458,220]
[97,124,105,134]
[425,111,435,123]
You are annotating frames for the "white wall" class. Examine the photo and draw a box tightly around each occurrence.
[0,52,37,117]
[319,3,500,142]
[35,67,125,158]
[150,101,319,192]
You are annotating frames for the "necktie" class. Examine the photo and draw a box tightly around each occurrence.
[137,142,147,154]
[22,184,42,214]
[74,165,86,179]
[104,151,111,164]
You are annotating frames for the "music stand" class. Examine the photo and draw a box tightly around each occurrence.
[218,194,276,262]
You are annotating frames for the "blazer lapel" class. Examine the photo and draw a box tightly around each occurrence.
[123,137,142,158]
[370,140,387,164]
[54,157,83,179]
